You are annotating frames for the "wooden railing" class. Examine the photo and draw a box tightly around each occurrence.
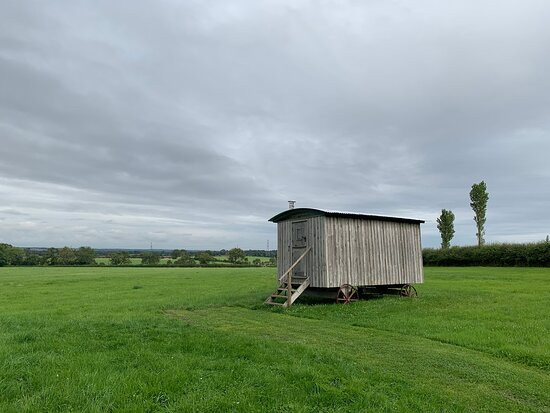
[278,247,312,284]
[263,247,312,308]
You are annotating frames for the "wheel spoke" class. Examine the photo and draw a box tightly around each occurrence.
[336,284,359,304]
[400,284,418,298]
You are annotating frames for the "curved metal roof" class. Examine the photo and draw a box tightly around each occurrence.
[268,208,424,224]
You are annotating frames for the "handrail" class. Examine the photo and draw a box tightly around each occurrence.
[278,247,312,283]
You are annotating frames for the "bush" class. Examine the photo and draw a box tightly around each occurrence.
[196,251,214,265]
[75,247,96,265]
[423,242,550,267]
[227,248,246,264]
[141,252,161,265]
[109,251,131,266]
[0,244,41,266]
[173,256,193,266]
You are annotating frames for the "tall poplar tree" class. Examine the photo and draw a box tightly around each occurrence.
[469,181,489,247]
[436,209,455,249]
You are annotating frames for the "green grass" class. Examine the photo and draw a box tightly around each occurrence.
[0,267,548,412]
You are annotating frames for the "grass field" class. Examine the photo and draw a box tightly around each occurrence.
[0,267,548,412]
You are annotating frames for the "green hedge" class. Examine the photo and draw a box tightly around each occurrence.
[423,242,550,267]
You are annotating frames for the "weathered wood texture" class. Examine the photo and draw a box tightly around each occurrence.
[277,216,326,287]
[323,217,423,288]
[276,215,423,288]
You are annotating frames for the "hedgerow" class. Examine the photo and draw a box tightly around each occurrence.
[423,242,550,267]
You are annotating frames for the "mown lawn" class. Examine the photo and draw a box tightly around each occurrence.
[0,267,548,412]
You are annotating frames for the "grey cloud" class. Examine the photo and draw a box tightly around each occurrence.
[1,0,549,248]
[0,208,29,216]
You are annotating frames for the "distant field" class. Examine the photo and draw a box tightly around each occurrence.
[95,256,271,265]
[95,257,143,265]
[0,267,548,411]
[95,257,172,265]
[216,255,272,262]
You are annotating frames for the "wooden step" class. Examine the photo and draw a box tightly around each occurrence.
[271,294,289,299]
[278,279,308,286]
[266,270,311,307]
[288,278,311,306]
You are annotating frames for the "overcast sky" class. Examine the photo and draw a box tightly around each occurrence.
[1,1,549,249]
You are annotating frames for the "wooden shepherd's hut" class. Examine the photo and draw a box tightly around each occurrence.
[265,206,424,307]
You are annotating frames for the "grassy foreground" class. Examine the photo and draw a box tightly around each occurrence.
[0,267,548,412]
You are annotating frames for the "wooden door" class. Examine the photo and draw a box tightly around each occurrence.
[291,221,307,278]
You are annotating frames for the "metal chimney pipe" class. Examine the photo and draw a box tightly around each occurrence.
[288,200,296,209]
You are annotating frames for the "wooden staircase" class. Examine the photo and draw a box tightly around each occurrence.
[265,247,311,307]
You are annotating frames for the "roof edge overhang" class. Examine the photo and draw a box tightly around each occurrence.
[268,208,425,224]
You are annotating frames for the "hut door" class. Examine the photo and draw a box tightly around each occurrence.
[291,221,307,278]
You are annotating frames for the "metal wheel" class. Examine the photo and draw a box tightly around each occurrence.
[336,284,359,304]
[400,284,418,297]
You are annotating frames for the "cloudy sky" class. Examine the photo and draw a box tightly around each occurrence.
[1,1,549,249]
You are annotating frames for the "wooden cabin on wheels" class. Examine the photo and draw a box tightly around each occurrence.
[265,206,424,307]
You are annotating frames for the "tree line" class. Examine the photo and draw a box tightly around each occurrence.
[423,241,550,267]
[428,180,550,266]
[0,245,276,267]
[436,180,489,249]
[0,245,96,266]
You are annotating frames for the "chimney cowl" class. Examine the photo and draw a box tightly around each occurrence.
[288,200,296,209]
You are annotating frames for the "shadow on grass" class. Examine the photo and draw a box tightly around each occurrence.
[297,292,388,306]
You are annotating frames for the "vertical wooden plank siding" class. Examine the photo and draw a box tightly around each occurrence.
[414,224,424,283]
[303,216,326,287]
[325,216,334,287]
[277,215,423,288]
[322,217,423,288]
[276,220,292,279]
[276,216,326,285]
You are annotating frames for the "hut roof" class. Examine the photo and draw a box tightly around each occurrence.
[268,208,425,224]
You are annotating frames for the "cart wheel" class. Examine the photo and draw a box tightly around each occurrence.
[400,284,418,297]
[336,284,359,304]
